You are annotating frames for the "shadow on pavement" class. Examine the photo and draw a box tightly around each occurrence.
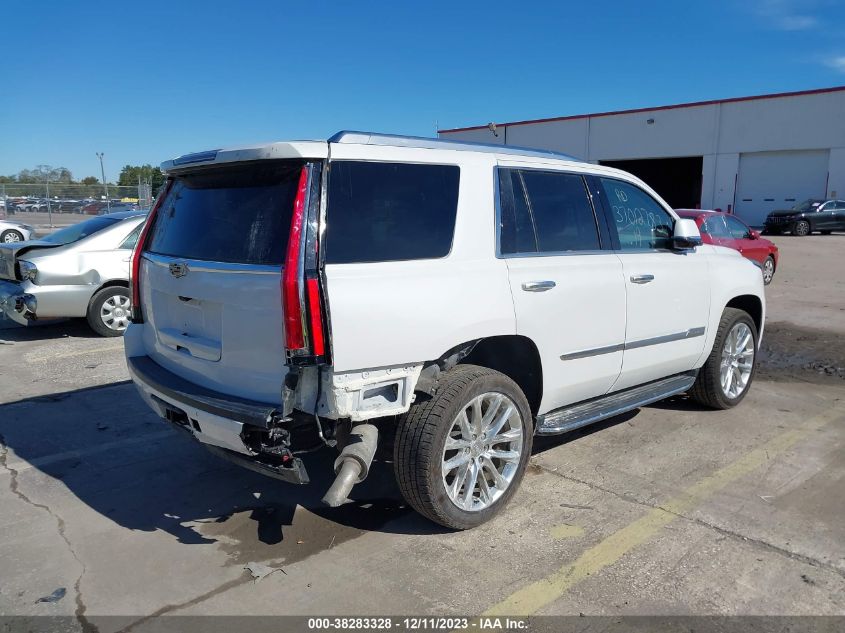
[0,382,443,567]
[0,317,99,341]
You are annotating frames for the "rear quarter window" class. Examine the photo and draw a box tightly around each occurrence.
[325,161,460,264]
[147,162,301,265]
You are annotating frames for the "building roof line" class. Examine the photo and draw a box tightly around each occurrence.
[438,85,845,134]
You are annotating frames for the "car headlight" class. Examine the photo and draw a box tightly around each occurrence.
[18,260,37,282]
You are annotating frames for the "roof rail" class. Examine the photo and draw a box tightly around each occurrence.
[328,130,581,162]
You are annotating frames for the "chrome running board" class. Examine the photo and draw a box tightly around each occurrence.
[536,371,697,435]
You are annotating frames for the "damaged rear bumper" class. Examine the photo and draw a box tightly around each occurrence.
[127,354,309,484]
[0,280,37,326]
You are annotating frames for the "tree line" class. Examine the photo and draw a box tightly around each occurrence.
[0,164,165,189]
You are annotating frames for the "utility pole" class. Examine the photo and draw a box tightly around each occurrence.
[45,172,53,227]
[96,152,111,214]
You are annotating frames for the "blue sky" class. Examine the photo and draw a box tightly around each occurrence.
[2,0,843,181]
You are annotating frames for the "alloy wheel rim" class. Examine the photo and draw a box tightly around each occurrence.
[441,391,524,512]
[720,322,754,399]
[100,294,131,331]
[3,232,21,243]
[796,222,809,236]
[763,259,774,283]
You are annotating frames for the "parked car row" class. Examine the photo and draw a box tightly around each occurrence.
[2,197,141,215]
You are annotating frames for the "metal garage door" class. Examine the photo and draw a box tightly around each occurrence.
[735,150,829,226]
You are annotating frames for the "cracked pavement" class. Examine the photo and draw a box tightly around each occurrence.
[0,236,843,628]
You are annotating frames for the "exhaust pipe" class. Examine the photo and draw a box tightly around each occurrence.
[322,423,378,507]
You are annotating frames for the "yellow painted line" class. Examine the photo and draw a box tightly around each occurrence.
[485,405,844,616]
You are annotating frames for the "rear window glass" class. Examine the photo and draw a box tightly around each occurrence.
[147,162,301,265]
[325,161,460,264]
[41,216,120,245]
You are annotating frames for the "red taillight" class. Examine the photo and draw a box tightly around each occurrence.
[130,180,172,323]
[282,167,309,351]
[306,277,325,356]
[282,164,329,364]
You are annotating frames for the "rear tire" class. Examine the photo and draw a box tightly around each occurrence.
[1,229,24,243]
[793,220,811,236]
[87,286,131,337]
[393,364,533,530]
[762,256,775,285]
[689,308,758,409]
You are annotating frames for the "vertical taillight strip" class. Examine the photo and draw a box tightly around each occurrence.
[282,161,330,366]
[130,178,173,324]
[282,166,310,351]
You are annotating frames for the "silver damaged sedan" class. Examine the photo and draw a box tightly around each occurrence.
[0,211,146,336]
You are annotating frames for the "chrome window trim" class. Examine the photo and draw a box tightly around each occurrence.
[143,252,281,275]
[560,327,706,361]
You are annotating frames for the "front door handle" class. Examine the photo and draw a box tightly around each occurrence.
[630,274,655,284]
[522,280,556,292]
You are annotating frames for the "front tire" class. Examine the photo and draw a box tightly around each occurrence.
[394,364,533,530]
[690,308,758,409]
[793,220,811,236]
[87,286,131,337]
[1,229,24,243]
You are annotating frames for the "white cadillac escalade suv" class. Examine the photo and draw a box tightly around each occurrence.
[125,132,765,529]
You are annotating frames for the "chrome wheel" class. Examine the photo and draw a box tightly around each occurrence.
[720,322,754,399]
[441,392,524,512]
[2,231,22,243]
[100,294,131,331]
[762,258,775,285]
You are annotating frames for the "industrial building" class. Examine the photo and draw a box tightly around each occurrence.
[438,86,845,226]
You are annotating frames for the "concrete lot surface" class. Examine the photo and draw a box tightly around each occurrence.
[0,235,843,629]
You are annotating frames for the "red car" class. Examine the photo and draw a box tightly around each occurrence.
[675,210,779,285]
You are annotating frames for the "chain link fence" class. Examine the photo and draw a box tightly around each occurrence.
[1,182,153,220]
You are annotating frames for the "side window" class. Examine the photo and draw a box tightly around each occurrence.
[520,171,601,252]
[598,178,674,250]
[818,201,833,211]
[119,223,143,250]
[325,161,459,264]
[837,201,845,210]
[724,216,750,239]
[498,169,538,255]
[702,215,729,238]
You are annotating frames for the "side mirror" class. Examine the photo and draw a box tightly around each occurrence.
[749,230,760,240]
[673,218,702,250]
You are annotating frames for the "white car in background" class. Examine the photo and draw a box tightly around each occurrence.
[0,211,146,336]
[0,218,35,243]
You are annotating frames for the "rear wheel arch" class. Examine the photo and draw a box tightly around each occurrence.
[424,335,543,417]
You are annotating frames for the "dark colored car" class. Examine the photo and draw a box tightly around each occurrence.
[763,198,845,236]
[676,210,779,285]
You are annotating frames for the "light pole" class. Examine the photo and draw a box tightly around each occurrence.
[96,152,111,214]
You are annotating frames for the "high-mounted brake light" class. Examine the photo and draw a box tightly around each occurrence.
[130,179,172,323]
[282,163,329,365]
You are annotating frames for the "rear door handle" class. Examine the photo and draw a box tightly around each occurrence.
[521,280,556,292]
[630,274,655,284]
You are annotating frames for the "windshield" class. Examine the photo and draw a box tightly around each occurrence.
[40,216,121,245]
[791,199,821,212]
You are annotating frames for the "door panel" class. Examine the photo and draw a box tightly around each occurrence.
[506,256,626,410]
[593,176,710,391]
[498,165,626,413]
[613,251,710,390]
